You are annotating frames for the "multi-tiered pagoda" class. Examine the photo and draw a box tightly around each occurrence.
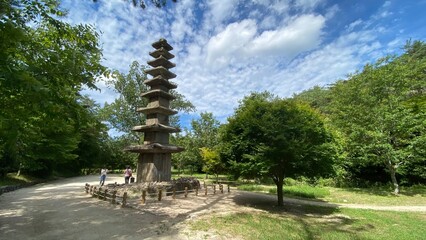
[126,38,183,183]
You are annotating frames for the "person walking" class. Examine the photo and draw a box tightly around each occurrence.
[100,167,108,186]
[124,166,132,184]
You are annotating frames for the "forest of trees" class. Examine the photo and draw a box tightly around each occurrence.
[1,1,425,194]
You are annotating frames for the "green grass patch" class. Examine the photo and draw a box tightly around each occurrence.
[238,184,272,193]
[236,181,426,205]
[0,173,42,187]
[322,185,426,206]
[190,207,426,240]
[281,185,330,199]
[237,184,330,199]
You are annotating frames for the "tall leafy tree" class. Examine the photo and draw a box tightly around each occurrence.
[328,41,426,193]
[0,0,106,176]
[171,112,221,174]
[100,61,149,142]
[223,92,335,206]
[200,147,224,183]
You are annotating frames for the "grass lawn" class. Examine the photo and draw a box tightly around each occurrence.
[236,183,426,206]
[0,173,43,187]
[172,171,426,206]
[190,206,426,240]
[322,185,426,206]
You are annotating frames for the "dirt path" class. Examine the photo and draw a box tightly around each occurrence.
[1,175,425,240]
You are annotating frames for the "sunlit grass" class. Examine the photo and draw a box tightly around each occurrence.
[322,185,426,206]
[0,173,42,187]
[190,207,426,240]
[236,182,426,205]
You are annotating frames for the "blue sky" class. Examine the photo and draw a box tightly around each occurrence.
[60,0,426,129]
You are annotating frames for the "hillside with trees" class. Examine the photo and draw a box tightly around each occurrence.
[293,41,426,192]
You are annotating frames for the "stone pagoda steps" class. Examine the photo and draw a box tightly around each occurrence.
[132,124,179,133]
[140,89,175,100]
[144,76,177,89]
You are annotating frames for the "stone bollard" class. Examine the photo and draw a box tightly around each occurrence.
[112,190,117,204]
[90,185,94,195]
[85,183,89,193]
[158,189,162,201]
[184,187,188,198]
[141,190,146,204]
[92,186,97,197]
[97,187,102,199]
[104,189,108,200]
[122,192,127,206]
[220,184,223,193]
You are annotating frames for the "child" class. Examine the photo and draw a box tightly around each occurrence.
[124,166,132,184]
[100,168,107,186]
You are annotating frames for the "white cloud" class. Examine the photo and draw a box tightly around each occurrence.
[346,19,363,31]
[57,0,418,127]
[207,0,239,24]
[247,14,325,58]
[294,0,324,11]
[206,14,325,66]
[206,19,257,65]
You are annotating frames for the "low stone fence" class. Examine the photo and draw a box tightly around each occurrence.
[84,182,231,207]
[85,183,128,206]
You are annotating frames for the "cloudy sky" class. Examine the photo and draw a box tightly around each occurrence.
[60,0,425,127]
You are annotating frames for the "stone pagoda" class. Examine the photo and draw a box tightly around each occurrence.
[125,38,183,183]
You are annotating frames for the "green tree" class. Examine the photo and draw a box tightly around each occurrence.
[223,92,335,206]
[200,147,224,183]
[190,112,221,172]
[328,41,426,193]
[171,112,221,174]
[100,61,149,142]
[0,0,106,176]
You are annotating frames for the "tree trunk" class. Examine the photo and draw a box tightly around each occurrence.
[386,160,399,194]
[274,177,284,206]
[16,163,22,177]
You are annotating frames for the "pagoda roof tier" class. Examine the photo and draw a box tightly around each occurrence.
[125,143,184,153]
[136,106,178,115]
[141,89,175,100]
[152,38,173,51]
[149,48,174,60]
[132,124,180,133]
[147,56,175,69]
[144,76,177,89]
[144,66,176,79]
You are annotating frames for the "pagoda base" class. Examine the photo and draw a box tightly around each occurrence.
[136,152,172,182]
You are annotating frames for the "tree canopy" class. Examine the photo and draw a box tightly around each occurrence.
[0,0,106,176]
[222,92,335,206]
[294,40,426,190]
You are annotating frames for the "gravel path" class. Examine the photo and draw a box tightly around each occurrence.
[1,175,425,240]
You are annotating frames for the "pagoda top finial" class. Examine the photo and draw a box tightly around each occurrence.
[152,38,173,51]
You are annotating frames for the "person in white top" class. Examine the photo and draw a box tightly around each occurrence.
[100,167,108,186]
[124,166,132,184]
